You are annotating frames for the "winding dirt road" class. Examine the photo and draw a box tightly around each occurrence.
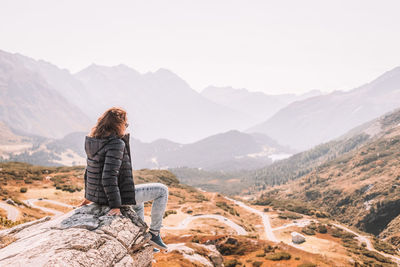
[333,223,400,265]
[23,199,73,217]
[225,196,400,265]
[225,196,278,242]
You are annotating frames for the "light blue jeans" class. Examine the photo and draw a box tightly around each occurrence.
[131,183,168,231]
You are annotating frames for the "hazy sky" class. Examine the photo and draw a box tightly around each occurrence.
[1,0,399,94]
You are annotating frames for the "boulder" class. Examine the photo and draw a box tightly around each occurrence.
[291,231,306,244]
[167,243,224,267]
[0,203,153,267]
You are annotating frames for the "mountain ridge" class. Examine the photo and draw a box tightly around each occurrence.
[0,122,289,171]
[247,66,400,150]
[0,50,91,139]
[201,85,322,125]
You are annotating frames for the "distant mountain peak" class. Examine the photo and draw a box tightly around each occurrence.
[202,85,252,95]
[75,63,140,80]
[151,68,183,80]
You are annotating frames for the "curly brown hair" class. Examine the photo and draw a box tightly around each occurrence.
[89,107,128,138]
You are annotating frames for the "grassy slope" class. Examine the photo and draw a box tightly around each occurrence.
[251,108,400,190]
[258,124,400,250]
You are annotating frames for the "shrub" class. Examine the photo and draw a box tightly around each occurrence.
[278,212,303,220]
[163,210,177,218]
[362,250,393,263]
[372,238,397,255]
[308,223,317,230]
[317,225,327,233]
[216,201,239,216]
[216,237,247,256]
[0,217,20,228]
[301,227,315,235]
[297,263,317,267]
[224,259,238,267]
[315,211,328,218]
[265,252,291,261]
[264,245,275,253]
[252,262,262,267]
[20,187,27,193]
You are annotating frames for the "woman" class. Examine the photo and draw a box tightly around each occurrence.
[79,107,168,251]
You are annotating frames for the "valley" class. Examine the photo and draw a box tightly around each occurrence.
[0,162,398,266]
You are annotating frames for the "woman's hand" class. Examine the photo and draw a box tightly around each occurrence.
[78,198,92,207]
[107,208,121,216]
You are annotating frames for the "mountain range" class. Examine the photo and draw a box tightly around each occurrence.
[201,86,321,124]
[0,49,329,145]
[0,121,292,171]
[247,66,400,150]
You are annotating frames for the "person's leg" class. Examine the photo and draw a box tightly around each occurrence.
[133,183,169,250]
[132,202,144,221]
[133,183,168,231]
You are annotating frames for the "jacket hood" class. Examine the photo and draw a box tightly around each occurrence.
[85,133,130,158]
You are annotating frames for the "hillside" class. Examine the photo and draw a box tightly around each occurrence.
[145,130,291,171]
[257,118,400,251]
[13,52,94,118]
[0,124,85,166]
[249,108,400,190]
[0,50,91,138]
[247,66,400,150]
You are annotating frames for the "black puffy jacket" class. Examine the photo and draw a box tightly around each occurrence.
[84,133,136,208]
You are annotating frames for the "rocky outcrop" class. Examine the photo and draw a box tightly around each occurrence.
[167,242,223,267]
[0,204,153,267]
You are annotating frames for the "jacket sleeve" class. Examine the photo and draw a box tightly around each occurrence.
[101,139,125,208]
[84,168,88,199]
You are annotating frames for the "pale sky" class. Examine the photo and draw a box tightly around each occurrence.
[1,0,399,94]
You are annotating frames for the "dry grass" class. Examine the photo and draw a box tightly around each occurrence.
[35,201,72,213]
[0,208,7,218]
[155,234,342,267]
[0,235,17,249]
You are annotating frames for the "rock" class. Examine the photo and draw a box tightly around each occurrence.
[166,243,224,267]
[5,199,16,206]
[291,231,306,244]
[196,243,224,267]
[0,203,152,267]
